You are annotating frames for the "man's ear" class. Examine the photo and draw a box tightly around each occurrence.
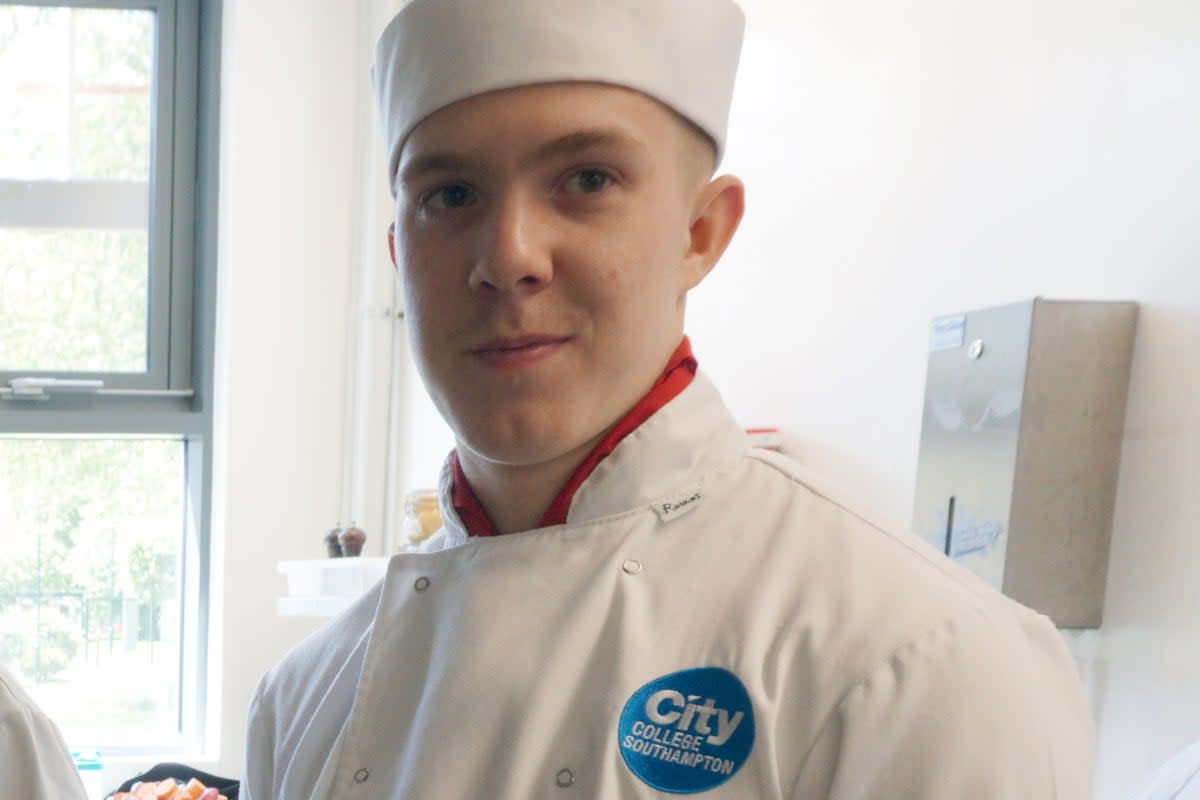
[387,222,398,268]
[681,175,745,291]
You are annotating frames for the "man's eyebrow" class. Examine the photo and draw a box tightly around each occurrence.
[522,128,647,168]
[398,128,647,188]
[397,152,479,187]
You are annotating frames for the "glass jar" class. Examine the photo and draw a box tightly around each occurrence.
[400,490,441,551]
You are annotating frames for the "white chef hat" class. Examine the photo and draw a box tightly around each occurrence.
[370,0,746,192]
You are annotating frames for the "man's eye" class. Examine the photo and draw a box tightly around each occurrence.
[565,169,613,194]
[426,184,476,209]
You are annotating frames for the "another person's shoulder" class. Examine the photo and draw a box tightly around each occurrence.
[0,664,53,739]
[0,661,70,735]
[0,662,37,716]
[0,662,89,800]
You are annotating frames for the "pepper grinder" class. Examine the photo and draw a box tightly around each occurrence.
[339,523,367,557]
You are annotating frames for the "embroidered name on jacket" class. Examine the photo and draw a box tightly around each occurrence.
[618,667,755,793]
[653,486,703,522]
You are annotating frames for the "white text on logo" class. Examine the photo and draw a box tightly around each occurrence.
[644,689,744,746]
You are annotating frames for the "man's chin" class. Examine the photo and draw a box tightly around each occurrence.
[455,422,604,472]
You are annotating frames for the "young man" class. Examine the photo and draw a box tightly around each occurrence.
[244,0,1094,797]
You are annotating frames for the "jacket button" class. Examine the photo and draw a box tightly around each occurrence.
[354,768,370,783]
[555,768,575,788]
[414,576,430,592]
[622,559,643,575]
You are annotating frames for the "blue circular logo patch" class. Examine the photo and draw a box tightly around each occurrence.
[618,667,755,794]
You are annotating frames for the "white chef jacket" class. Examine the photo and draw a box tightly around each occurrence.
[0,662,88,799]
[244,372,1094,799]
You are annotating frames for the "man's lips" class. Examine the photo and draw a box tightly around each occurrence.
[469,334,572,355]
[468,334,572,368]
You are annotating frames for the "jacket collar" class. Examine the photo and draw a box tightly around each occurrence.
[431,371,746,549]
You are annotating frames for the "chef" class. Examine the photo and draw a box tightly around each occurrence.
[0,660,88,798]
[243,0,1095,797]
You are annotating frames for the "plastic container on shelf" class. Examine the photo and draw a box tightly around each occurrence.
[278,556,389,597]
[276,556,390,617]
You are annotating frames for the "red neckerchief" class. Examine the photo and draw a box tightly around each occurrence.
[451,337,698,536]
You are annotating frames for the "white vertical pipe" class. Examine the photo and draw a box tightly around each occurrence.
[381,282,406,554]
[336,47,367,531]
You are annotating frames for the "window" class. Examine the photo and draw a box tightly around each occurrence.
[0,0,218,758]
[0,438,187,746]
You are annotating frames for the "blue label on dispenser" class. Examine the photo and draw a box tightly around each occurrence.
[930,315,966,352]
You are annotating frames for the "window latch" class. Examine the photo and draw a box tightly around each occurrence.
[1,379,195,402]
[2,378,104,401]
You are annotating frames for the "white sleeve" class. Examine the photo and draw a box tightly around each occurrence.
[0,705,88,800]
[792,609,1095,800]
[242,671,276,800]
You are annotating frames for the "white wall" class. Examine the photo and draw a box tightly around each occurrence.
[196,0,1199,795]
[205,0,364,779]
[689,1,1199,797]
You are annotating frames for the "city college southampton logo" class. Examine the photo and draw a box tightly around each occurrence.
[618,667,755,793]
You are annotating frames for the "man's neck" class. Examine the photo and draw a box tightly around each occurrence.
[455,434,604,535]
[450,338,698,536]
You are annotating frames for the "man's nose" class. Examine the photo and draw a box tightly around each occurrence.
[469,192,553,294]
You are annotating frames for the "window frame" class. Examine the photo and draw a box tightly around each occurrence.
[0,0,219,760]
[0,0,192,390]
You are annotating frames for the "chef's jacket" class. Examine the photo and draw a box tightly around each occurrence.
[244,372,1094,799]
[0,662,87,799]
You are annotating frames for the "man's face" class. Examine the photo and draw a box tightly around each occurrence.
[391,82,720,468]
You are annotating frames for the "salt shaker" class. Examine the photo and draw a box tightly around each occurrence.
[324,526,344,558]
